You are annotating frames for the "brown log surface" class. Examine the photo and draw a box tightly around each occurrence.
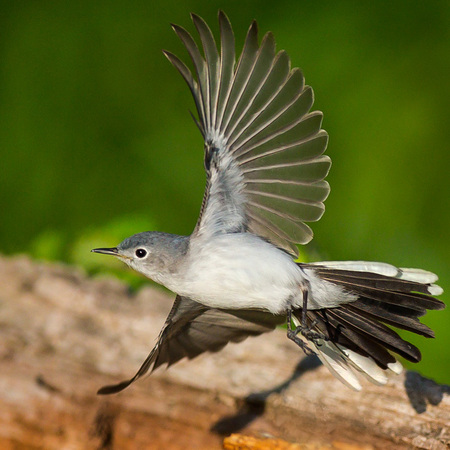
[0,255,449,449]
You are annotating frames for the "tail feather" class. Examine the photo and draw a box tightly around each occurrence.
[291,316,363,390]
[340,347,388,385]
[312,268,443,311]
[295,262,445,389]
[312,341,362,390]
[316,268,432,293]
[303,308,397,367]
[311,261,439,285]
[326,307,421,362]
[347,302,435,337]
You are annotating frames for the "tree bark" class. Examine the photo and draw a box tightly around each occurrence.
[0,255,448,449]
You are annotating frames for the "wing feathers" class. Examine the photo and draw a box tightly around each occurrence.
[246,179,330,203]
[225,32,276,140]
[244,155,331,185]
[230,50,291,146]
[171,25,209,130]
[192,14,220,133]
[167,12,329,254]
[163,52,205,136]
[240,131,328,170]
[216,11,235,130]
[248,203,314,244]
[220,20,259,135]
[248,191,325,222]
[98,296,284,395]
[231,70,306,153]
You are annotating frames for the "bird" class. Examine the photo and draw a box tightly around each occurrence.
[92,11,445,394]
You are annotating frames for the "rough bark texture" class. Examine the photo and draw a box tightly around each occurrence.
[0,255,449,449]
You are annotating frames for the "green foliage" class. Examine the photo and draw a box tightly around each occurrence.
[31,214,157,289]
[1,1,449,382]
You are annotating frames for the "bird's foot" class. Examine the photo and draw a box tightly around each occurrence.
[287,328,316,356]
[286,304,328,355]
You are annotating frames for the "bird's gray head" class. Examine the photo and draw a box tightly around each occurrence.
[92,231,189,284]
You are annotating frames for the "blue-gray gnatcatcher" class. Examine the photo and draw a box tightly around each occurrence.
[92,11,445,395]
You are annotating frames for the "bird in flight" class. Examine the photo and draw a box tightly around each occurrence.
[92,11,445,394]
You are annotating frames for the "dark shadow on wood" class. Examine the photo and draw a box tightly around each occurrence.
[89,401,118,450]
[404,371,450,414]
[210,354,321,435]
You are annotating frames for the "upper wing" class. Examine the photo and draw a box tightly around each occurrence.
[98,295,284,394]
[164,11,331,256]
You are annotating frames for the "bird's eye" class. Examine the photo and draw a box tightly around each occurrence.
[135,248,147,258]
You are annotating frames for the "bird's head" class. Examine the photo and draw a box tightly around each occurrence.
[92,231,189,283]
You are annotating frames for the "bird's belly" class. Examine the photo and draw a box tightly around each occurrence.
[175,234,304,314]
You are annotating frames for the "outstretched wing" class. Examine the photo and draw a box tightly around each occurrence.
[164,11,330,256]
[98,295,284,394]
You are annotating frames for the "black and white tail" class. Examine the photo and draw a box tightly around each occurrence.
[297,261,445,390]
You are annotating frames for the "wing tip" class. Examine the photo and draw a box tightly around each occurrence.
[218,9,228,21]
[97,379,134,395]
[248,19,258,38]
[191,12,209,32]
[162,49,173,60]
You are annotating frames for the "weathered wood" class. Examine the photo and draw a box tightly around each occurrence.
[0,255,448,449]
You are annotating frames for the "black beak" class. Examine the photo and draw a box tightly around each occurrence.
[91,247,119,256]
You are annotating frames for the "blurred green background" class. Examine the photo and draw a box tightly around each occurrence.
[1,0,448,383]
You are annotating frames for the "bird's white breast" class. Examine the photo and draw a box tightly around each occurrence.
[172,233,305,314]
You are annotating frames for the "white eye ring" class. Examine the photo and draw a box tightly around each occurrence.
[135,248,147,258]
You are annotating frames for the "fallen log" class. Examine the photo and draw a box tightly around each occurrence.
[0,255,448,449]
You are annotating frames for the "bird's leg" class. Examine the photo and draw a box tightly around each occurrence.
[286,287,329,354]
[299,287,327,342]
[286,307,315,356]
